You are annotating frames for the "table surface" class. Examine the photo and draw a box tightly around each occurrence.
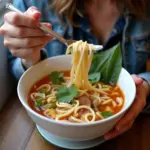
[0,93,150,150]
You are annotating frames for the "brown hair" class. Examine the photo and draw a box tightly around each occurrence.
[52,0,149,26]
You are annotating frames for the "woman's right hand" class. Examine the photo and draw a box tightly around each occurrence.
[0,7,53,68]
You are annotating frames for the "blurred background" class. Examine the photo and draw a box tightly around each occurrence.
[0,0,12,25]
[0,0,14,111]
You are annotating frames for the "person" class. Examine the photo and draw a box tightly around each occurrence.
[0,0,150,140]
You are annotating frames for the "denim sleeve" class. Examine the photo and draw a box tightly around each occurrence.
[8,51,26,80]
[8,49,48,81]
[138,72,150,85]
[13,0,28,11]
[138,72,150,114]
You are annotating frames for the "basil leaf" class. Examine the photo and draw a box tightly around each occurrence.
[49,71,64,84]
[89,44,122,85]
[101,111,113,118]
[56,84,79,103]
[88,72,101,83]
[102,44,122,85]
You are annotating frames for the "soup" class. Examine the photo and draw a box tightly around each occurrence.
[28,70,124,123]
[28,41,124,123]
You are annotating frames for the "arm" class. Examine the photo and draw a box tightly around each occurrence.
[4,0,51,80]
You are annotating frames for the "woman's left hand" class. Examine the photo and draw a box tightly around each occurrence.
[104,75,149,140]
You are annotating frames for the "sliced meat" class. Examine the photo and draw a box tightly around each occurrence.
[78,95,91,107]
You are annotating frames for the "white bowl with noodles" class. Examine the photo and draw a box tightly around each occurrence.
[17,55,136,143]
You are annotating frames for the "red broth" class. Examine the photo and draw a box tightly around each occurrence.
[28,70,124,121]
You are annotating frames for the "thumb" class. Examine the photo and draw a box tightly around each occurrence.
[132,74,143,86]
[24,6,41,20]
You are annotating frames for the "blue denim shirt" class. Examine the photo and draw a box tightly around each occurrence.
[9,1,150,85]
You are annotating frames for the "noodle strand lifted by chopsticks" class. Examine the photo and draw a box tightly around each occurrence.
[66,41,107,95]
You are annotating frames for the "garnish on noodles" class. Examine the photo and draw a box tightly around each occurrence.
[28,41,124,123]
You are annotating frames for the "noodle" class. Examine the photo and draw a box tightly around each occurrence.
[56,100,79,120]
[28,40,124,123]
[74,105,96,122]
[30,93,45,100]
[69,116,83,123]
[36,84,51,92]
[66,41,107,95]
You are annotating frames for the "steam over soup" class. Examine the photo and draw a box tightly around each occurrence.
[28,41,124,123]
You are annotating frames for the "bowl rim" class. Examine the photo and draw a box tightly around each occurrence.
[17,55,136,127]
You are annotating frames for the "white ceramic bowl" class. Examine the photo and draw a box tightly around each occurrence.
[17,55,136,141]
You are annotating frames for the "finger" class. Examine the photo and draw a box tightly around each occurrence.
[42,22,52,29]
[115,96,146,131]
[25,6,41,20]
[4,11,40,27]
[132,74,143,85]
[104,121,133,140]
[4,36,52,48]
[10,44,46,59]
[104,128,124,140]
[0,22,46,38]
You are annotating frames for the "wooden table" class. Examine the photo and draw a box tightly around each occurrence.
[0,93,150,150]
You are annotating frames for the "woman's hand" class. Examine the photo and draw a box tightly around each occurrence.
[0,7,53,68]
[104,75,149,140]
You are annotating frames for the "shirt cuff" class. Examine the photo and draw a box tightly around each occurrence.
[11,57,26,80]
[21,49,48,70]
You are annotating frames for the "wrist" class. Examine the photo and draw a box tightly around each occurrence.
[21,49,47,69]
[22,51,41,69]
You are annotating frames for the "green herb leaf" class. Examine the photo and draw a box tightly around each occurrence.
[35,98,43,107]
[88,72,101,83]
[101,111,113,118]
[89,44,122,85]
[56,84,79,103]
[49,71,64,84]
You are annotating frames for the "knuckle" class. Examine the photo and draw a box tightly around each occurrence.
[0,23,7,35]
[24,38,32,46]
[3,40,9,47]
[4,13,9,21]
[0,28,5,35]
[11,13,20,25]
[17,28,25,37]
